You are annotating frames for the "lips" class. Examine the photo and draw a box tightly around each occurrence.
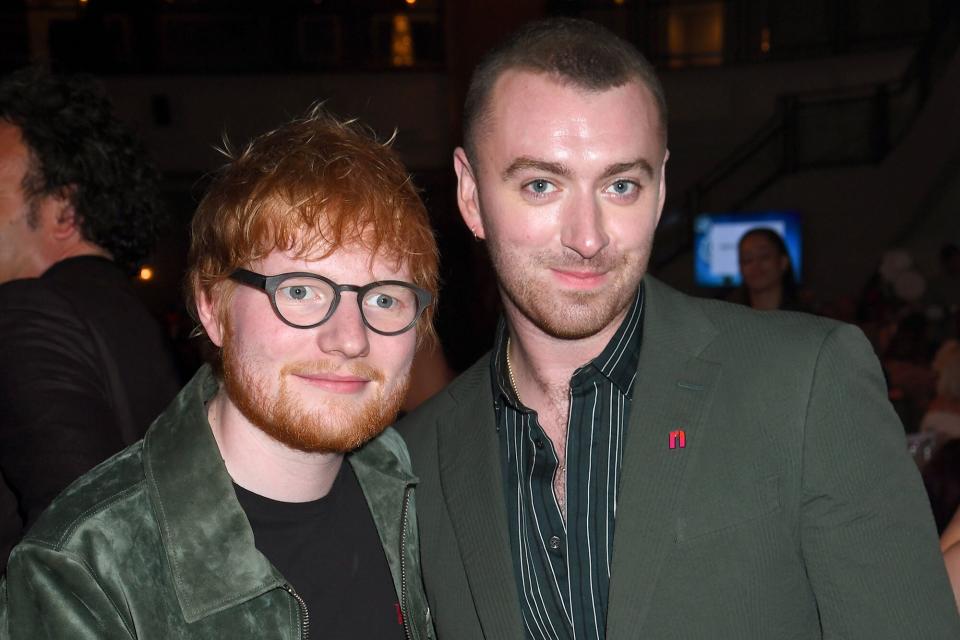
[550,267,608,288]
[291,372,369,394]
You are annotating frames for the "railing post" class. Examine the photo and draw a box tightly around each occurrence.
[872,83,890,162]
[780,95,799,173]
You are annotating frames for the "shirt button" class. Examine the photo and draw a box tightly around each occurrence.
[534,438,545,450]
[548,535,562,551]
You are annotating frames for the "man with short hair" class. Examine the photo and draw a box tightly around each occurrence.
[0,67,180,571]
[400,18,960,638]
[2,108,436,639]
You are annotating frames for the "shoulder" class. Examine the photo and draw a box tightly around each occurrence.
[683,287,851,354]
[0,270,92,350]
[0,258,132,318]
[396,353,491,449]
[715,302,875,382]
[19,441,148,552]
[0,276,74,317]
[705,298,841,343]
[645,277,871,377]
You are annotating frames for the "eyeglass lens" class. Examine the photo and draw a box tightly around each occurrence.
[274,276,420,333]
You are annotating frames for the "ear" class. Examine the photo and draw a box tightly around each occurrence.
[655,149,669,226]
[196,286,226,348]
[453,147,485,239]
[38,188,81,242]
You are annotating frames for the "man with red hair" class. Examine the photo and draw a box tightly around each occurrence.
[1,107,437,639]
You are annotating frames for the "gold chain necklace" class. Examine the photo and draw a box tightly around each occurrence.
[507,337,566,478]
[505,336,519,395]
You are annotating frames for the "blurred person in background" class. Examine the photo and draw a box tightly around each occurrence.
[736,226,804,311]
[401,342,456,414]
[942,510,960,612]
[928,243,960,313]
[883,312,939,431]
[0,67,179,572]
[923,438,960,536]
[922,340,960,441]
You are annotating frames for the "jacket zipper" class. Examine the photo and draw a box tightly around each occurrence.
[400,485,413,640]
[284,583,310,640]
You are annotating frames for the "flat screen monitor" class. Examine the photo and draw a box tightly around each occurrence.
[693,211,802,288]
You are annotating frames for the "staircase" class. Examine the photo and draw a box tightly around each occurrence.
[652,1,960,300]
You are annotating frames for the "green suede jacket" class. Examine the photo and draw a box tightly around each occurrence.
[0,366,433,640]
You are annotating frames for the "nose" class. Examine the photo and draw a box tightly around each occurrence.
[315,294,370,359]
[560,192,609,259]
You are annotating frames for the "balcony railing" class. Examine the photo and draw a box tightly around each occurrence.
[3,1,445,74]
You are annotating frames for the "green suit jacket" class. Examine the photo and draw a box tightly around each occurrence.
[399,277,960,639]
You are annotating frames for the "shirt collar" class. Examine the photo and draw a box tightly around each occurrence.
[490,283,645,408]
[588,282,645,394]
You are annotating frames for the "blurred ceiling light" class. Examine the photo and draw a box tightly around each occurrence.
[666,1,724,68]
[391,14,415,67]
[405,0,417,5]
[138,266,154,282]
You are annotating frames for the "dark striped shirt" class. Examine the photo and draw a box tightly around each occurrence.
[491,285,645,640]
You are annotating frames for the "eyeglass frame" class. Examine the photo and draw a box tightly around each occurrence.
[228,268,434,336]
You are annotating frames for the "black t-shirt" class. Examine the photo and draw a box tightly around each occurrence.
[234,461,406,639]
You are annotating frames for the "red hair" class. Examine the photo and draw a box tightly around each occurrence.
[186,106,439,369]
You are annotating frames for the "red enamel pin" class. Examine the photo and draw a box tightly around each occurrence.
[669,429,686,449]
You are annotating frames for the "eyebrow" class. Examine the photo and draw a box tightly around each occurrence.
[600,158,655,181]
[500,156,655,182]
[501,157,570,181]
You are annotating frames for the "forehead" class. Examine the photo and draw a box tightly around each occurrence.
[740,233,779,252]
[256,243,410,282]
[477,70,664,168]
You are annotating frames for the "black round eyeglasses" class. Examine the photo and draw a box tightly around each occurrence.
[229,268,433,336]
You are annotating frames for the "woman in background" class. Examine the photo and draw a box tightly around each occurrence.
[737,227,802,311]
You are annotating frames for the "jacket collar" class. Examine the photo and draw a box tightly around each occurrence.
[143,365,415,623]
[143,366,280,623]
[438,356,527,639]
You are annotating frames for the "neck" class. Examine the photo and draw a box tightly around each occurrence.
[53,240,112,265]
[504,300,628,403]
[207,388,343,502]
[750,287,783,311]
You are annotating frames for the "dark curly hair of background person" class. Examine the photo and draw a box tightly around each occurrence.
[0,66,166,272]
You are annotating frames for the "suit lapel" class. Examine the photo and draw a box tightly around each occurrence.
[606,278,720,639]
[438,360,526,639]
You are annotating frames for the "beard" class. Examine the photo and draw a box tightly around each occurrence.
[486,241,648,340]
[220,331,409,454]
